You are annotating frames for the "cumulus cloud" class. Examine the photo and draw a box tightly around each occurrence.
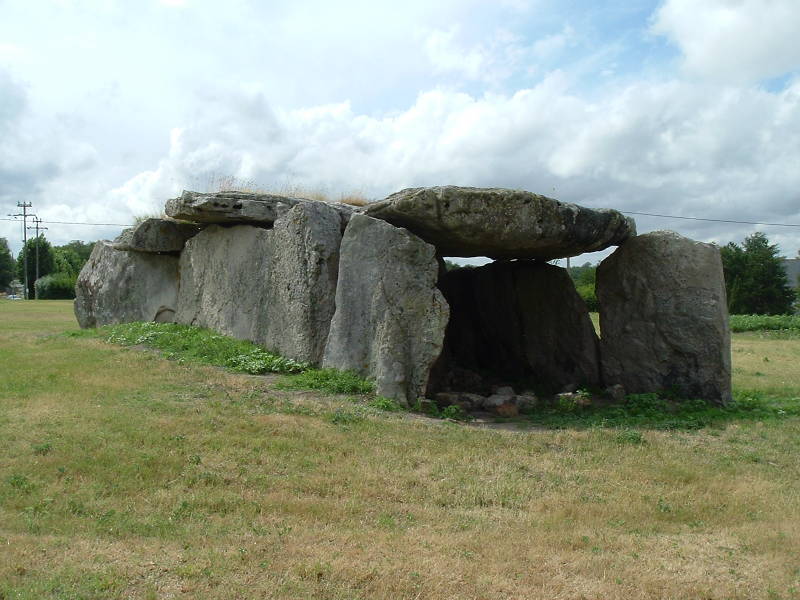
[652,0,800,83]
[98,73,800,259]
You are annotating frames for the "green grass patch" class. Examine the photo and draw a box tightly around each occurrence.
[100,321,309,374]
[730,314,800,332]
[278,368,376,395]
[523,390,800,430]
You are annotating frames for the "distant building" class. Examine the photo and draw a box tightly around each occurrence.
[783,258,800,289]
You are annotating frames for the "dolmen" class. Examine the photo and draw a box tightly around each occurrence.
[75,186,731,405]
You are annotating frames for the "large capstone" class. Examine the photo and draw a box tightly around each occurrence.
[113,218,201,253]
[365,186,635,260]
[74,241,179,328]
[174,225,272,342]
[323,214,449,404]
[264,202,342,364]
[165,190,303,224]
[597,231,731,404]
[430,261,600,394]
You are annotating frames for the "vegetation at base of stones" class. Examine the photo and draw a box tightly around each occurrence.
[102,321,309,375]
[413,399,472,421]
[0,237,15,290]
[93,321,789,429]
[729,314,800,333]
[568,262,598,311]
[34,272,78,300]
[277,368,376,395]
[720,232,796,315]
[518,390,799,431]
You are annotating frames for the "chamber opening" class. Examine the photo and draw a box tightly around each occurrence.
[427,259,601,399]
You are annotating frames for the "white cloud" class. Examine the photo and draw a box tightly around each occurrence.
[532,24,575,59]
[652,0,800,83]
[90,74,800,260]
[424,27,492,81]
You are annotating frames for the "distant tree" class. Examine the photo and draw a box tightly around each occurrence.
[59,240,95,263]
[53,246,83,276]
[720,232,795,315]
[0,238,15,291]
[16,236,55,299]
[569,262,598,311]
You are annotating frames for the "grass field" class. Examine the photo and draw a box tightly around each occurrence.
[2,301,800,599]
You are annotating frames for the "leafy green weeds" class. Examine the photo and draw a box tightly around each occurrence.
[101,322,308,374]
[277,368,375,395]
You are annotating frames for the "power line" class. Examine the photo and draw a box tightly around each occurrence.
[622,211,800,228]
[0,217,133,226]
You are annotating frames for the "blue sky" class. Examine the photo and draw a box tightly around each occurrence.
[1,0,799,260]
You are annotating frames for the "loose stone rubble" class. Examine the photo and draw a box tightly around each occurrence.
[75,186,731,406]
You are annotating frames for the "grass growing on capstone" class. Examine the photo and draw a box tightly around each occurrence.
[3,300,800,599]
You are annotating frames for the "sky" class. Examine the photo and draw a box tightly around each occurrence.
[1,0,799,262]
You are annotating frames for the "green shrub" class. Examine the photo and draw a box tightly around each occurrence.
[729,314,800,332]
[35,272,77,299]
[575,282,598,312]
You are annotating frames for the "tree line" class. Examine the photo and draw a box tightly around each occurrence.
[0,237,94,299]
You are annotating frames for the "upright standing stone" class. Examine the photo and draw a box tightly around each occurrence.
[597,231,731,404]
[174,225,273,342]
[323,214,449,404]
[265,202,342,364]
[74,242,179,328]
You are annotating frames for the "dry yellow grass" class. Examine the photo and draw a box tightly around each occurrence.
[1,301,799,599]
[202,174,372,207]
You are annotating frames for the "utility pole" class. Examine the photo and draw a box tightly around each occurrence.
[8,202,33,299]
[27,217,48,300]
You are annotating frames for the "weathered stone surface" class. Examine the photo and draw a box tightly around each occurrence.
[173,206,343,364]
[322,214,449,404]
[74,241,179,328]
[175,225,273,342]
[597,231,731,404]
[365,186,635,259]
[431,261,600,394]
[113,218,201,253]
[264,202,342,364]
[165,190,302,224]
[165,190,357,229]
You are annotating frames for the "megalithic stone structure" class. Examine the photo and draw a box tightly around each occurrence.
[75,186,731,405]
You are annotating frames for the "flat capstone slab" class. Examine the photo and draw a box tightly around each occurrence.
[165,190,303,224]
[364,186,636,260]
